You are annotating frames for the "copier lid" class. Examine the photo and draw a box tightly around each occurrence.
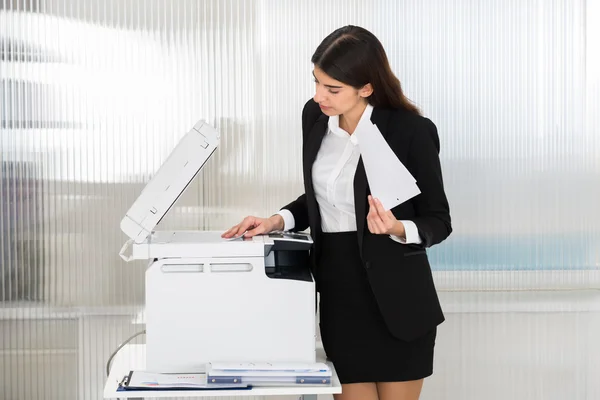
[120,120,220,243]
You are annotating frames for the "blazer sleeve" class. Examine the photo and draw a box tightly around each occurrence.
[278,99,320,232]
[408,118,452,247]
[281,194,309,232]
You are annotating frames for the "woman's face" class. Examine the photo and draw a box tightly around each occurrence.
[312,66,367,116]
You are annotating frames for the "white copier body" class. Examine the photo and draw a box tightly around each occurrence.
[119,121,316,373]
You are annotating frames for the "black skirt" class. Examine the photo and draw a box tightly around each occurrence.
[317,231,437,384]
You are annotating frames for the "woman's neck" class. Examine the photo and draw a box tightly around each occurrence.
[339,101,368,135]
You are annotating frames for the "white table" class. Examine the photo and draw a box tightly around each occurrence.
[104,344,341,399]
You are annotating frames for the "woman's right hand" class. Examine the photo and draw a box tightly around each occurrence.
[221,214,285,239]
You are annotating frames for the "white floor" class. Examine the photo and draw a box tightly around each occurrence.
[2,290,600,400]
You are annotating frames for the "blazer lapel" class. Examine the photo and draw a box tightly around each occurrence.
[354,107,392,259]
[305,114,329,173]
[303,113,329,244]
[353,158,368,252]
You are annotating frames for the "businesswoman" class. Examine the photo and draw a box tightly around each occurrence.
[223,25,451,400]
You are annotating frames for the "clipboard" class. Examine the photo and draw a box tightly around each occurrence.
[117,370,251,391]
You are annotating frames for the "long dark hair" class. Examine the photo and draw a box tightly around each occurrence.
[311,25,420,115]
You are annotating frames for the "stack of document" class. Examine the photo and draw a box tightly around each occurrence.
[118,370,250,391]
[206,362,332,386]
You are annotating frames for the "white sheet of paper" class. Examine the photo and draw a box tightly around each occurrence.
[354,120,421,210]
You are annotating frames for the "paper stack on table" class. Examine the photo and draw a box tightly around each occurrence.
[206,361,332,386]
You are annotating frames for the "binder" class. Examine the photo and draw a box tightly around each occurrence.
[206,362,332,386]
[206,375,331,386]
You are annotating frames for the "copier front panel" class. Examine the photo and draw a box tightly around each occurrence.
[145,235,316,373]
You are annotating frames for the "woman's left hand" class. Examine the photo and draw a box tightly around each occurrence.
[367,195,406,238]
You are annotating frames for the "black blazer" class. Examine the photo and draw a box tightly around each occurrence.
[282,99,452,342]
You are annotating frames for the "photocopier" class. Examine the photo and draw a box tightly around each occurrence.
[119,120,316,373]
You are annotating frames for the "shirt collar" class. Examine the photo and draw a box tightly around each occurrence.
[328,103,374,143]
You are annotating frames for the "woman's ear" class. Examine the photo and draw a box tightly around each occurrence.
[359,83,373,98]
